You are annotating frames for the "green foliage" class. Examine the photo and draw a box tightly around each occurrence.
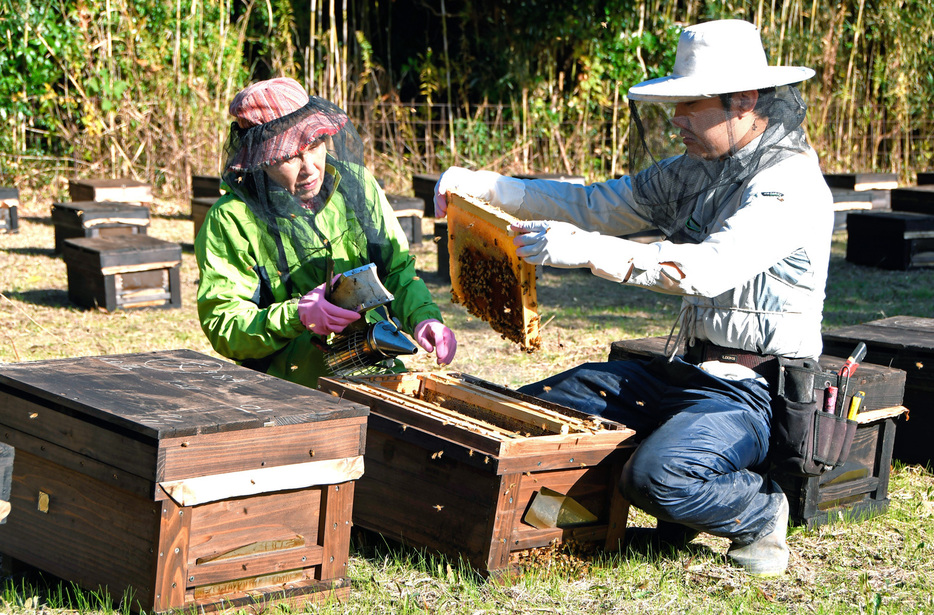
[2,0,934,199]
[0,0,249,201]
[0,0,81,156]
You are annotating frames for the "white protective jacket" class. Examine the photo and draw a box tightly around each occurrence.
[481,148,834,360]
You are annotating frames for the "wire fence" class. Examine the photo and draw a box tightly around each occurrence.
[5,100,933,206]
[349,101,934,196]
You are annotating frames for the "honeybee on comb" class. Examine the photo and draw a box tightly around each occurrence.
[445,192,542,351]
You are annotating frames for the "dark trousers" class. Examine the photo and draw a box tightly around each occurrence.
[518,356,784,544]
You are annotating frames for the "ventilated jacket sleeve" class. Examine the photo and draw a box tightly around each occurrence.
[500,150,834,358]
[195,196,306,362]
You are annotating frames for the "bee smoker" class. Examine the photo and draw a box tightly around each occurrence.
[323,263,419,377]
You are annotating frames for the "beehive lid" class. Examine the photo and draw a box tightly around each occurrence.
[446,192,541,351]
[52,200,151,227]
[0,349,368,440]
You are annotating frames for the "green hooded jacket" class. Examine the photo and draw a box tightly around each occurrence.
[195,164,442,388]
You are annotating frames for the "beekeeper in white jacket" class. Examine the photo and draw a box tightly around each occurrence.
[434,19,833,576]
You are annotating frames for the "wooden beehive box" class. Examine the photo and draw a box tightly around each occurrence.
[317,371,636,577]
[774,405,904,528]
[411,173,440,217]
[846,210,934,269]
[190,175,223,242]
[446,192,541,351]
[386,193,424,244]
[830,188,881,232]
[62,235,183,312]
[191,175,222,199]
[0,349,369,613]
[0,187,19,234]
[51,201,150,253]
[191,196,218,242]
[890,185,934,215]
[69,178,153,207]
[608,336,907,528]
[823,172,899,191]
[823,316,934,467]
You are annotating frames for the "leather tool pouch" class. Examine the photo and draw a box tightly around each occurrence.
[770,358,858,477]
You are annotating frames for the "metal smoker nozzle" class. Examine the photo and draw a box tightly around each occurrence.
[367,320,419,358]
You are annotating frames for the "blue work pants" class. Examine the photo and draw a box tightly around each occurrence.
[518,356,784,545]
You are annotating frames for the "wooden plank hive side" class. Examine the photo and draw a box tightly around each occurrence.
[0,350,368,613]
[318,371,636,577]
[823,316,934,467]
[62,236,183,311]
[446,192,541,351]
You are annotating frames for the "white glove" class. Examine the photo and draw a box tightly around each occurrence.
[433,166,525,217]
[510,220,660,283]
[510,220,593,268]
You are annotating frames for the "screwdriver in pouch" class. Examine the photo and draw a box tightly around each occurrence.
[837,342,868,416]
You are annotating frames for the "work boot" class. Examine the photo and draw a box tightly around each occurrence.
[655,519,699,548]
[726,493,790,576]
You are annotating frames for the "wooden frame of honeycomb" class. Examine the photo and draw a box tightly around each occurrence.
[446,191,541,351]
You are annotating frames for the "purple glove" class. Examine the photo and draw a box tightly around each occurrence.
[298,276,361,335]
[414,319,457,366]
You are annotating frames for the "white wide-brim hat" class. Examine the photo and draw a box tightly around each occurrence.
[628,20,815,102]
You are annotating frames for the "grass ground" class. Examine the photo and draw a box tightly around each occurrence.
[1,197,933,614]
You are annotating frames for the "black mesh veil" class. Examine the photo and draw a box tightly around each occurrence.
[628,85,810,243]
[222,96,388,297]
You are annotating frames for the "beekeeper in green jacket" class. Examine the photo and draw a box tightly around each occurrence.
[195,77,456,387]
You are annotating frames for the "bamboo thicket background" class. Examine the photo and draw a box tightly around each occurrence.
[2,0,933,204]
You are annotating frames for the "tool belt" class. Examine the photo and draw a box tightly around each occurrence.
[684,340,779,381]
[770,358,858,477]
[685,341,856,478]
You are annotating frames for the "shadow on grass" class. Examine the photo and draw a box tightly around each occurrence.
[349,523,717,585]
[350,527,487,583]
[619,526,719,564]
[19,215,53,226]
[2,288,71,308]
[1,558,138,614]
[3,246,58,258]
